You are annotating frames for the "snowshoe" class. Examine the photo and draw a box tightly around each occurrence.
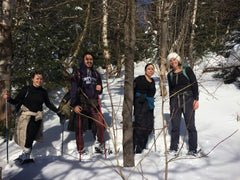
[187,150,198,157]
[14,152,34,165]
[15,157,34,165]
[94,142,105,154]
[20,159,34,165]
[167,149,178,156]
[95,146,104,154]
[186,149,208,157]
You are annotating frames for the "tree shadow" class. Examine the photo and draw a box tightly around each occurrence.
[164,113,188,143]
[7,155,118,180]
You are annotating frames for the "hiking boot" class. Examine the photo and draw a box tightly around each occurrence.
[15,148,32,162]
[95,142,104,154]
[167,149,178,156]
[187,150,197,156]
[15,152,31,162]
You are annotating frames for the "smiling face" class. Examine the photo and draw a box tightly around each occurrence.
[169,58,180,69]
[145,64,155,78]
[32,74,43,87]
[84,54,93,69]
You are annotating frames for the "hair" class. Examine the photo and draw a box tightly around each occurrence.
[30,70,43,79]
[82,52,94,60]
[145,63,154,70]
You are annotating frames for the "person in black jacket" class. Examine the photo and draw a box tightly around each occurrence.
[3,71,59,162]
[167,52,199,156]
[133,63,156,154]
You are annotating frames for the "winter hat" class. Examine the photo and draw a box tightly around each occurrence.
[167,52,181,63]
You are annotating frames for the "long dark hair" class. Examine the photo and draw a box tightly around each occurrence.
[145,63,154,70]
[80,52,94,72]
[82,52,94,60]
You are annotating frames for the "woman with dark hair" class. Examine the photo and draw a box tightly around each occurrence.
[3,71,59,163]
[133,63,156,154]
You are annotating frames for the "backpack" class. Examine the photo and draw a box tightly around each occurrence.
[58,90,72,120]
[169,62,190,82]
[58,71,81,121]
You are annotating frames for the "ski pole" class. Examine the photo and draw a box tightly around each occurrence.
[61,123,64,156]
[5,91,9,163]
[79,116,82,161]
[98,95,106,158]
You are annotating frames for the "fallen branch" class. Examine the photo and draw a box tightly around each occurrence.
[203,65,240,73]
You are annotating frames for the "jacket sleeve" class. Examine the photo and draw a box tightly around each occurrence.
[43,89,58,113]
[167,73,173,98]
[186,67,199,100]
[96,71,103,95]
[7,86,29,105]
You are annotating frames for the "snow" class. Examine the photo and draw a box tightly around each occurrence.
[1,54,240,180]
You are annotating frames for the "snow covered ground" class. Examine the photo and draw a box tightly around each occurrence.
[1,52,240,180]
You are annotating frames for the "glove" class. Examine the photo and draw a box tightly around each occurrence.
[57,112,66,125]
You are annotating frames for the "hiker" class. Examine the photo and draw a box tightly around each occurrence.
[2,70,60,162]
[68,52,105,153]
[167,52,199,155]
[133,63,156,154]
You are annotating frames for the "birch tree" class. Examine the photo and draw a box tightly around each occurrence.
[0,0,13,128]
[189,0,198,68]
[157,0,174,97]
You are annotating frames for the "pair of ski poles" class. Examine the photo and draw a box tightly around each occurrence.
[77,95,106,161]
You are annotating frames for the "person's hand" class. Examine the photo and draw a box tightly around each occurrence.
[193,100,199,110]
[73,105,83,114]
[3,93,9,99]
[96,85,101,91]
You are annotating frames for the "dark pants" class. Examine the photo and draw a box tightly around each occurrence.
[25,116,42,148]
[133,98,154,153]
[75,107,105,150]
[170,95,197,151]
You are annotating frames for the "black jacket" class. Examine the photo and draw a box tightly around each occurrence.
[8,85,58,113]
[167,66,199,101]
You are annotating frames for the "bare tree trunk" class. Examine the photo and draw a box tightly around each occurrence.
[170,1,191,56]
[103,0,109,61]
[116,12,122,78]
[156,1,174,179]
[189,0,198,68]
[102,0,115,145]
[122,0,135,167]
[157,0,173,97]
[0,0,13,126]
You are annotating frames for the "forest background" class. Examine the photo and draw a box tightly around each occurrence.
[0,0,240,169]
